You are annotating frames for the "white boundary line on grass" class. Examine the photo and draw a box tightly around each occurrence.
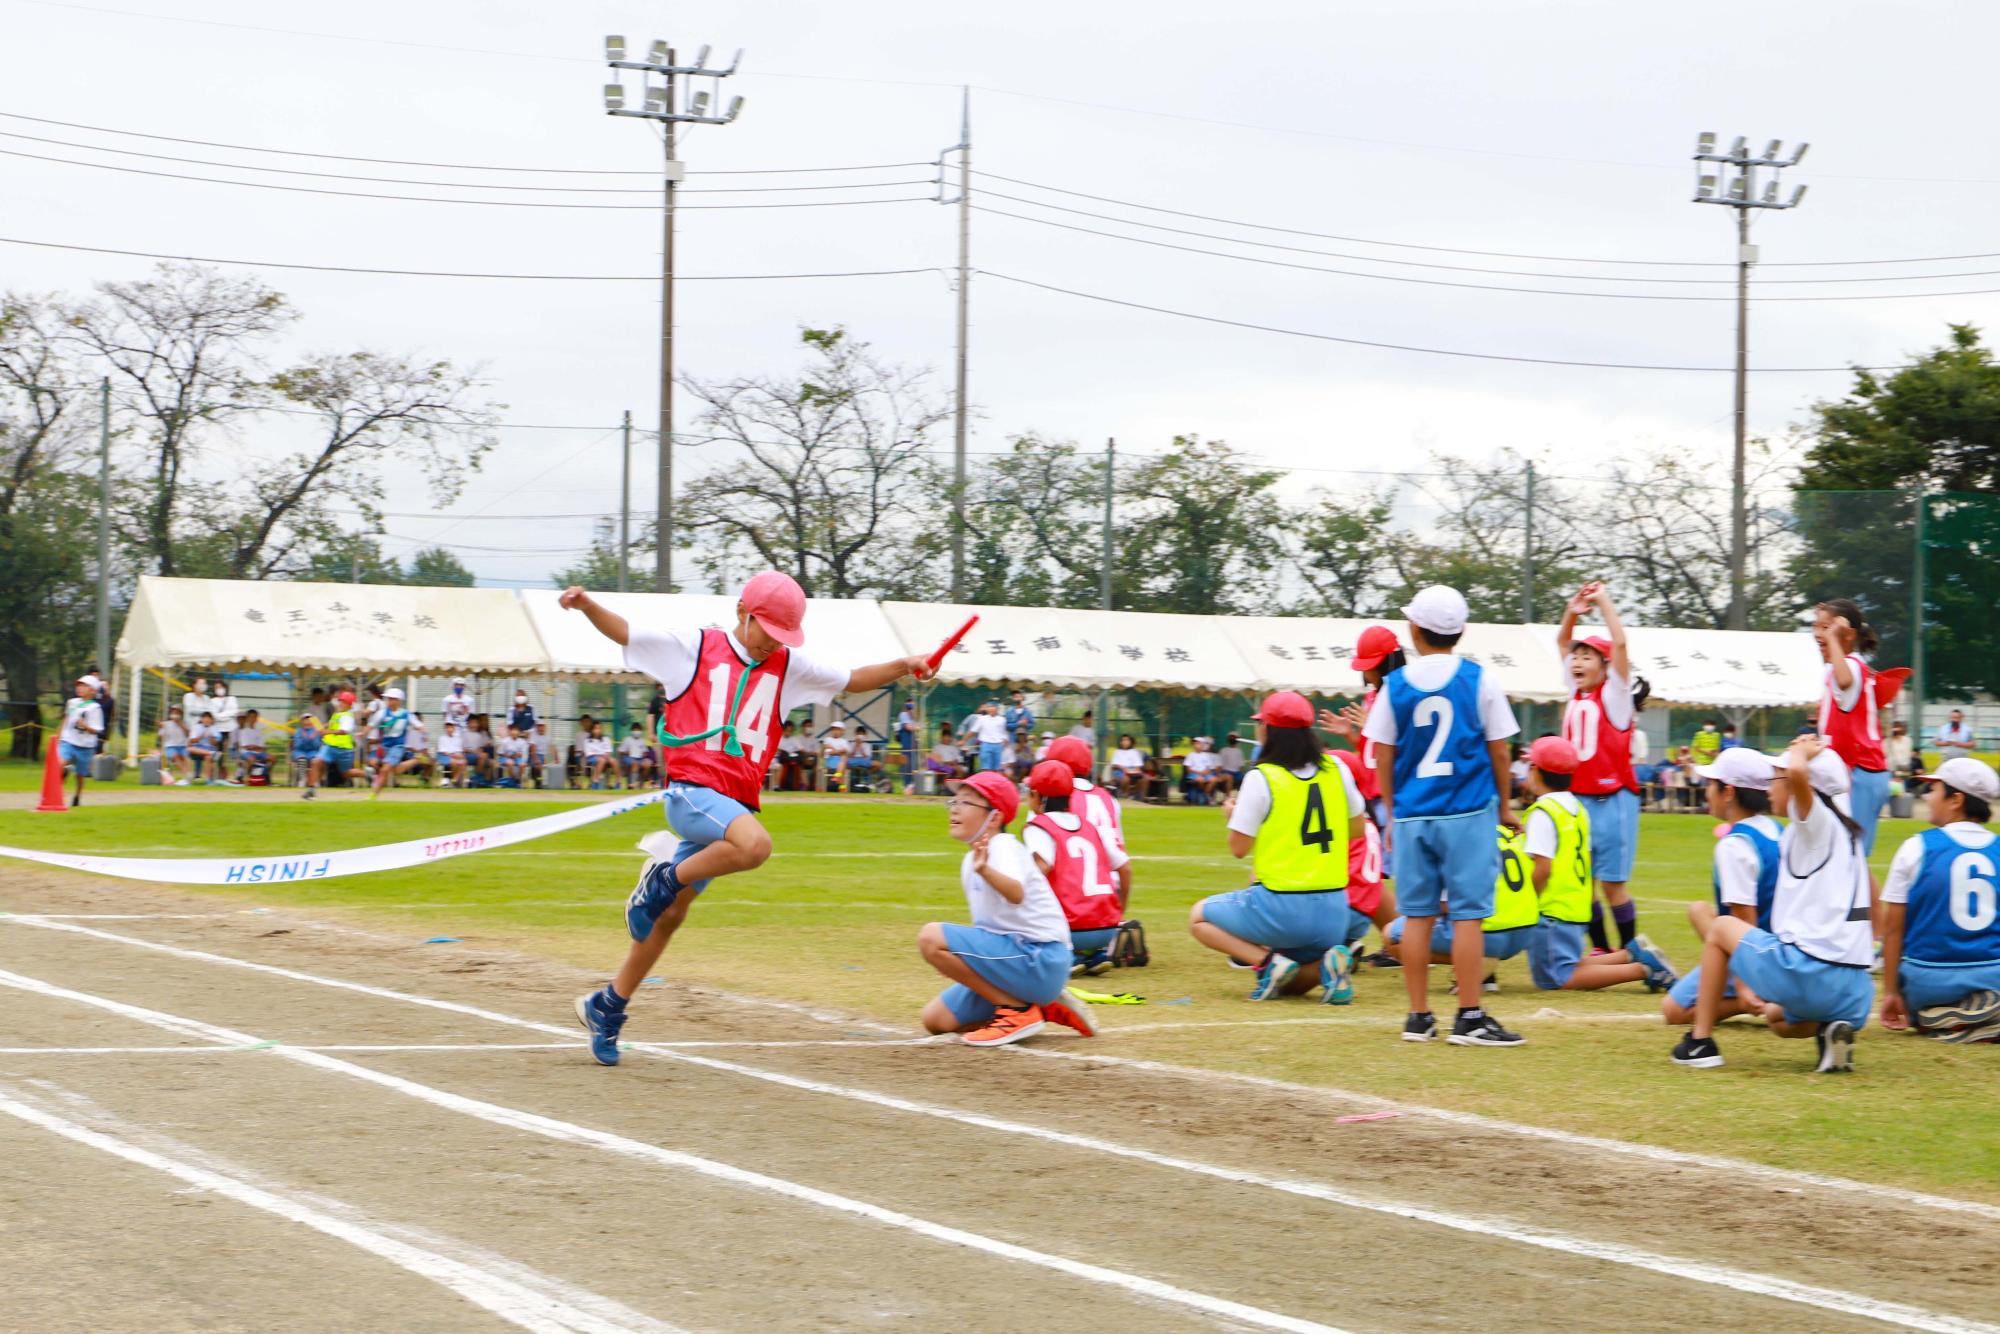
[4,923,1992,1331]
[0,1038,938,1056]
[0,1085,677,1334]
[0,966,1348,1334]
[18,914,2000,1229]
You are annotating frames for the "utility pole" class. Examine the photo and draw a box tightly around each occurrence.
[938,89,972,601]
[1100,438,1115,612]
[1692,132,1808,631]
[604,36,743,594]
[1521,460,1536,624]
[93,377,111,676]
[1911,487,1928,738]
[618,409,633,594]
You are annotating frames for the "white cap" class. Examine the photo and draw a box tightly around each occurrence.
[1403,585,1470,636]
[452,676,467,685]
[1195,736,1212,746]
[829,721,845,729]
[1693,747,1774,791]
[384,687,405,700]
[1041,731,1054,738]
[1769,744,1851,796]
[1929,757,2000,804]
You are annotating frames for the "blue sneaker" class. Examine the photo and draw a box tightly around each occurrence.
[1626,933,1679,993]
[624,858,682,942]
[1248,952,1300,1001]
[1320,944,1355,1005]
[574,990,627,1066]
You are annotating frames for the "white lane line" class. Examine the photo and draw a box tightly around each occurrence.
[0,1039,935,1056]
[5,930,1993,1331]
[0,968,1346,1334]
[1098,1012,1666,1035]
[0,1085,677,1334]
[18,915,2000,1228]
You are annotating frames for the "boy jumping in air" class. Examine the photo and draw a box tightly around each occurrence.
[569,572,933,1065]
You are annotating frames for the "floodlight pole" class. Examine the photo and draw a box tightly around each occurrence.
[93,376,112,680]
[1692,132,1808,631]
[939,89,972,602]
[618,409,633,594]
[603,36,744,595]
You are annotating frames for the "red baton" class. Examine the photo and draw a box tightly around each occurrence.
[926,614,981,671]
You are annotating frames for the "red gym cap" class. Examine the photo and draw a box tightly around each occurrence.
[954,771,1019,826]
[1528,735,1580,774]
[1026,759,1075,798]
[739,570,806,648]
[336,690,356,705]
[1253,690,1314,729]
[1352,625,1399,671]
[1046,735,1093,775]
[1577,636,1615,659]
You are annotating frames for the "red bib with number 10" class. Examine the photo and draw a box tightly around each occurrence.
[1028,812,1123,931]
[660,628,792,810]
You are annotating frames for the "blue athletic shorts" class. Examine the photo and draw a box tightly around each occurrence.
[978,741,1005,773]
[165,745,188,759]
[315,745,355,773]
[1667,963,1741,1012]
[1383,915,1525,959]
[1727,929,1874,1030]
[57,741,97,770]
[1899,960,2000,1011]
[1393,807,1498,920]
[1070,926,1118,955]
[1199,884,1351,963]
[1849,768,1891,856]
[1579,788,1640,883]
[1343,912,1373,947]
[1529,917,1588,989]
[937,924,1072,1026]
[378,745,405,767]
[661,781,754,896]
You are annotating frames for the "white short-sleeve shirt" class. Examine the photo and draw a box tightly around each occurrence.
[1361,656,1519,746]
[1228,761,1363,838]
[1523,792,1582,860]
[1882,822,1997,904]
[623,627,850,717]
[1717,813,1783,908]
[1023,812,1131,873]
[960,831,1070,944]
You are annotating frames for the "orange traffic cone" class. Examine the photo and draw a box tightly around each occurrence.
[35,735,68,812]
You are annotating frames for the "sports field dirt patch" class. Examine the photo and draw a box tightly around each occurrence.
[3,871,1997,1333]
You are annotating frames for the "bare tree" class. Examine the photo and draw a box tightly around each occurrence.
[959,433,1105,607]
[677,327,950,599]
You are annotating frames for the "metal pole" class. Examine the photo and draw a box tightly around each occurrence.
[94,376,111,677]
[656,53,678,595]
[1728,206,1751,631]
[1911,487,1927,738]
[1100,437,1115,611]
[950,86,971,602]
[618,409,632,593]
[1521,459,1535,623]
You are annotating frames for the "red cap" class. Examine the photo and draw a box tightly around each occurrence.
[1352,625,1399,671]
[1576,636,1614,659]
[1528,735,1580,774]
[954,771,1019,826]
[1046,735,1093,775]
[336,690,357,705]
[1026,759,1075,798]
[1253,690,1313,729]
[739,570,806,648]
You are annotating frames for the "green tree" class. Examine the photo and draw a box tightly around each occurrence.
[552,520,643,591]
[1114,437,1282,614]
[403,546,475,588]
[959,433,1106,607]
[1286,489,1398,617]
[1793,324,2000,695]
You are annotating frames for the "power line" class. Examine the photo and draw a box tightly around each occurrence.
[0,234,945,284]
[0,147,933,209]
[977,269,1903,373]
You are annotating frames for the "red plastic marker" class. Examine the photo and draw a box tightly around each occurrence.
[926,614,981,672]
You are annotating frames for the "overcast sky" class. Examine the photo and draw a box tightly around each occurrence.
[6,0,1997,587]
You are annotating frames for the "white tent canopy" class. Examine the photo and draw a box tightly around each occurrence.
[115,577,1826,709]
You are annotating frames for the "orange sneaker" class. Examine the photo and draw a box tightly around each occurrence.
[1041,990,1098,1037]
[962,1005,1046,1047]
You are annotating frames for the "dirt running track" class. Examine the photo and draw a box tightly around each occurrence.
[3,873,1998,1334]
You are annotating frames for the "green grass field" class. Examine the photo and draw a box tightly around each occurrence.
[2,789,1995,1200]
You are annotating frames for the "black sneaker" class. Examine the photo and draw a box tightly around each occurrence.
[1401,1012,1438,1043]
[1814,1020,1855,1073]
[1366,951,1402,969]
[1447,1012,1524,1047]
[1447,973,1500,995]
[1671,1033,1724,1068]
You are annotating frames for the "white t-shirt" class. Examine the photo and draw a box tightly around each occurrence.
[583,735,613,758]
[407,720,430,752]
[1186,751,1220,775]
[1523,791,1582,860]
[1068,725,1097,746]
[969,713,1009,746]
[1630,728,1652,764]
[463,728,489,751]
[60,698,104,748]
[1361,656,1519,746]
[181,691,208,726]
[1883,822,1997,905]
[1217,746,1247,773]
[622,627,850,718]
[208,692,238,733]
[1717,813,1784,908]
[822,735,853,759]
[438,730,465,756]
[619,735,650,758]
[498,736,529,761]
[1228,762,1363,838]
[959,831,1069,944]
[159,718,189,748]
[1111,747,1145,770]
[1775,789,1873,965]
[442,692,474,726]
[1024,811,1132,874]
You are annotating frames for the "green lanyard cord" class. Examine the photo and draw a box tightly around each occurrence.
[655,662,755,758]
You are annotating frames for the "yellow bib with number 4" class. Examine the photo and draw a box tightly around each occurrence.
[1251,758,1351,892]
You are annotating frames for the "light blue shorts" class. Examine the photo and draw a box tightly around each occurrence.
[1849,768,1891,855]
[937,924,1072,1026]
[661,780,755,896]
[1528,917,1589,989]
[978,741,1005,773]
[1070,926,1118,955]
[1899,960,2000,1011]
[1343,912,1373,947]
[1579,788,1640,883]
[1667,963,1740,1012]
[1393,807,1498,921]
[1383,916,1528,960]
[164,745,188,759]
[57,741,97,770]
[315,745,354,773]
[1727,929,1874,1030]
[1199,884,1351,964]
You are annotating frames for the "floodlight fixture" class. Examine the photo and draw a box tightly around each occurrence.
[688,90,710,117]
[605,35,626,61]
[1789,184,1808,207]
[1728,135,1748,157]
[1697,130,1716,155]
[643,83,668,113]
[1763,138,1782,160]
[691,44,711,70]
[1696,174,1718,199]
[1786,142,1810,166]
[1727,175,1749,201]
[1761,179,1781,204]
[603,83,625,111]
[726,95,744,121]
[648,39,670,66]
